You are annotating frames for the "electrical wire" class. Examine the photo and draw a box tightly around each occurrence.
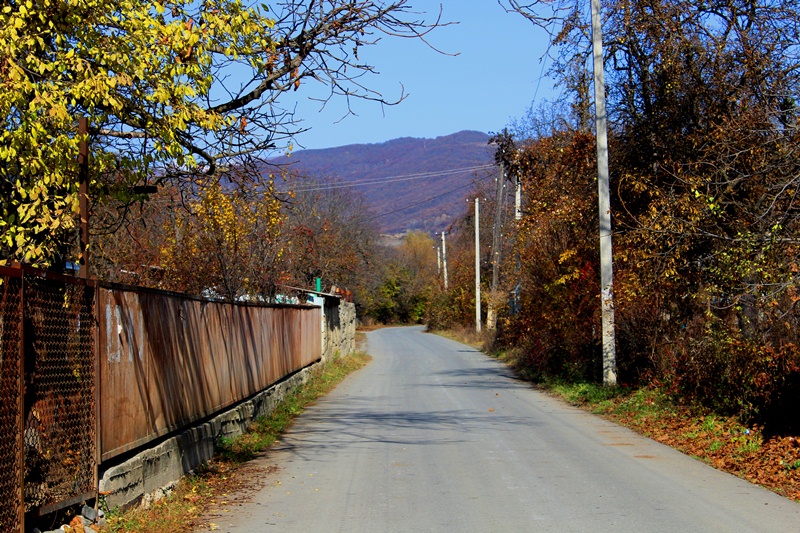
[288,164,495,192]
[366,180,475,221]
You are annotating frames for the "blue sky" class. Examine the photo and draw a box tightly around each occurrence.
[282,2,561,150]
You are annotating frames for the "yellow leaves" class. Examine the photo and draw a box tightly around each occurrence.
[159,179,286,298]
[1,0,282,266]
[552,268,580,287]
[558,249,577,264]
[48,103,69,121]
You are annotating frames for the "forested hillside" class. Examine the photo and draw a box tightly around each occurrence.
[271,131,495,234]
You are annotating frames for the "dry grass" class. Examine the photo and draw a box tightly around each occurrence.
[429,324,495,351]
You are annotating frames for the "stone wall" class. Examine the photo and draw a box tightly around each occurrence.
[324,299,356,360]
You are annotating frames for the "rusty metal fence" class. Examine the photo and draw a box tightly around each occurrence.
[98,285,322,461]
[0,266,98,530]
[0,265,322,529]
[0,272,24,531]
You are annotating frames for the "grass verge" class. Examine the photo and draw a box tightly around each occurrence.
[537,379,799,501]
[104,351,371,532]
[428,324,494,351]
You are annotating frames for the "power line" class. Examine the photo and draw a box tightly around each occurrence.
[366,181,475,221]
[289,164,494,192]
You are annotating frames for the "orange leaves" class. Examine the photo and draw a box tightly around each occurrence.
[291,67,300,90]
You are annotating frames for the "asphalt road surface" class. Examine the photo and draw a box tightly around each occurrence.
[197,326,800,532]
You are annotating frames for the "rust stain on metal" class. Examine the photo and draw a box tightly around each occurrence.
[99,287,322,461]
[0,264,323,524]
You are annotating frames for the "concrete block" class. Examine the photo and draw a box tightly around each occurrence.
[98,455,144,510]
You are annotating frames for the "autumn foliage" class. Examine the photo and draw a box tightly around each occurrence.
[1,0,441,269]
[430,0,800,433]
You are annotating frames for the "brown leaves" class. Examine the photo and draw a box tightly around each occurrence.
[594,392,800,501]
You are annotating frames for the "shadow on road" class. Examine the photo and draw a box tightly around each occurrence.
[271,396,540,461]
[423,364,526,390]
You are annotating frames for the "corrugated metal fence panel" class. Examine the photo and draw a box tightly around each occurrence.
[22,273,97,515]
[0,271,24,531]
[99,287,323,462]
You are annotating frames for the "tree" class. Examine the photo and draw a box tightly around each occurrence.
[602,0,800,420]
[91,185,181,287]
[366,231,438,324]
[159,178,286,300]
[504,0,800,425]
[0,0,443,267]
[282,174,379,309]
[499,128,603,381]
[394,230,438,321]
[425,178,498,332]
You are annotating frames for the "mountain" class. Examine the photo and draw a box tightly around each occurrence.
[272,130,496,235]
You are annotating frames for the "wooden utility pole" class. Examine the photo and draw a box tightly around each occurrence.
[474,198,482,333]
[78,116,90,279]
[590,0,617,386]
[487,164,505,330]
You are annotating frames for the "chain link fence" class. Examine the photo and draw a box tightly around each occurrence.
[0,266,98,530]
[23,273,97,515]
[0,273,24,531]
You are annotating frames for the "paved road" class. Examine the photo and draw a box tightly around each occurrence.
[198,326,799,532]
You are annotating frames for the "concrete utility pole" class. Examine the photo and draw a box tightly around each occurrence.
[474,198,482,333]
[487,164,505,330]
[441,231,449,290]
[591,0,617,386]
[512,173,522,314]
[436,246,441,275]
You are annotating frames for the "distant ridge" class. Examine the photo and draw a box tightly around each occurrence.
[272,130,495,234]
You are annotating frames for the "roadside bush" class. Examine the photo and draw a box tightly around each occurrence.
[492,131,602,382]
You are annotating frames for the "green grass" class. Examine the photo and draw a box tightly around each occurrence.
[784,460,800,471]
[735,436,761,455]
[701,415,720,432]
[217,352,370,463]
[544,380,625,407]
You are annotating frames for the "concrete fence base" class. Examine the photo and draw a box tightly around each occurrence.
[99,362,317,510]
